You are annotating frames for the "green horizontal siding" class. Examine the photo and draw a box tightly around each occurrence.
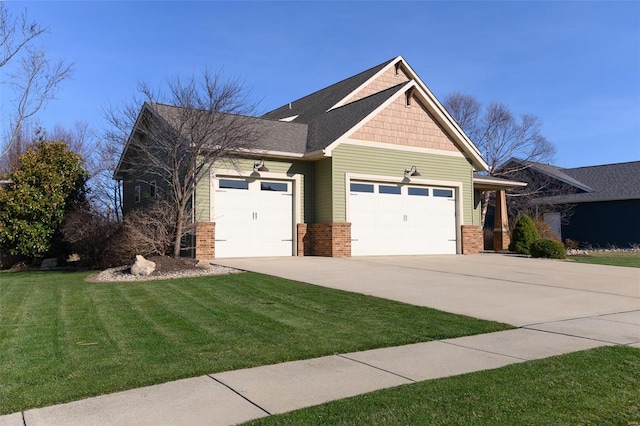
[332,144,475,224]
[473,189,482,227]
[314,159,332,223]
[195,170,210,222]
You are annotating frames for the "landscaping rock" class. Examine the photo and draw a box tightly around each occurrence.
[40,258,58,269]
[131,255,156,276]
[195,259,212,269]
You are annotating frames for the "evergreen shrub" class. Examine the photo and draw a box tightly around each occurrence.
[530,238,567,259]
[509,215,540,255]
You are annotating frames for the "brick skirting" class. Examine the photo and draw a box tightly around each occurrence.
[195,222,215,259]
[461,225,483,254]
[299,222,352,257]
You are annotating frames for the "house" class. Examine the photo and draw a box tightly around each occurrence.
[504,158,640,248]
[116,55,524,258]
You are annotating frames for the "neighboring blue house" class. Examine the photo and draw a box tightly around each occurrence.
[507,159,640,248]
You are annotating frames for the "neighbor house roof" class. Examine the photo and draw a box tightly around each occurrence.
[504,158,593,192]
[519,159,640,204]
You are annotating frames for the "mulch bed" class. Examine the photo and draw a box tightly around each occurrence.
[145,256,201,275]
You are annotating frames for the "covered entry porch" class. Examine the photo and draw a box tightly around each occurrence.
[473,175,528,251]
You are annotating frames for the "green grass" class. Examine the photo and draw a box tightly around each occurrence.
[569,251,640,268]
[0,270,510,415]
[246,346,640,425]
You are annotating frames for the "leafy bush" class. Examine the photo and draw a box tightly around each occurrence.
[0,141,89,259]
[509,215,540,255]
[530,238,567,259]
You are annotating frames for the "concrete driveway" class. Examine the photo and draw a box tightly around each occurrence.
[214,254,640,335]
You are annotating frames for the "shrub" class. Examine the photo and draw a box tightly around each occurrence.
[0,141,89,259]
[565,239,581,250]
[63,205,127,269]
[530,238,567,259]
[509,215,540,255]
[533,218,561,242]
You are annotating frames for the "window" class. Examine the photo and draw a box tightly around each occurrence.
[134,185,141,203]
[433,189,453,198]
[150,180,157,198]
[379,185,401,194]
[350,183,374,193]
[261,182,288,192]
[219,179,249,190]
[408,187,429,196]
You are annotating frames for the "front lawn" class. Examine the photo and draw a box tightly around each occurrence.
[0,270,510,415]
[246,345,640,425]
[569,250,640,268]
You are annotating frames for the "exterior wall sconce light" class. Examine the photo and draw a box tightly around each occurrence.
[253,160,269,173]
[404,166,421,178]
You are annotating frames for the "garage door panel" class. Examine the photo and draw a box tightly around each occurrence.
[214,178,293,258]
[350,182,457,256]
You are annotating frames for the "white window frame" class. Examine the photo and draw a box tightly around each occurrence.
[134,185,141,203]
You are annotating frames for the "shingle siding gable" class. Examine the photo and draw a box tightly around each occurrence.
[350,92,460,152]
[343,64,410,106]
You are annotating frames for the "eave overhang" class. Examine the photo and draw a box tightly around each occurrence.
[473,176,528,191]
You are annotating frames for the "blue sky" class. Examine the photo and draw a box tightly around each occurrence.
[2,1,639,168]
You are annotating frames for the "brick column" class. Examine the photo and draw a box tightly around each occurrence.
[296,223,309,256]
[461,225,483,254]
[493,190,510,251]
[329,222,351,257]
[306,222,351,257]
[195,222,215,259]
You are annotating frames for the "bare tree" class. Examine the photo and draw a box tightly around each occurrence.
[444,92,556,227]
[0,3,74,160]
[93,133,124,222]
[107,70,259,257]
[48,121,95,163]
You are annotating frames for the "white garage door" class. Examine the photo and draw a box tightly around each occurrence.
[214,178,293,258]
[349,182,457,256]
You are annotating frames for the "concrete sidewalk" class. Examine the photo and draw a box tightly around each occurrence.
[2,327,624,426]
[3,254,638,425]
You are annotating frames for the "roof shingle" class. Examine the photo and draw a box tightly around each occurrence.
[150,102,309,154]
[524,160,640,204]
[261,57,396,124]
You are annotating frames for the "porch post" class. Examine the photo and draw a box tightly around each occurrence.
[493,190,510,251]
